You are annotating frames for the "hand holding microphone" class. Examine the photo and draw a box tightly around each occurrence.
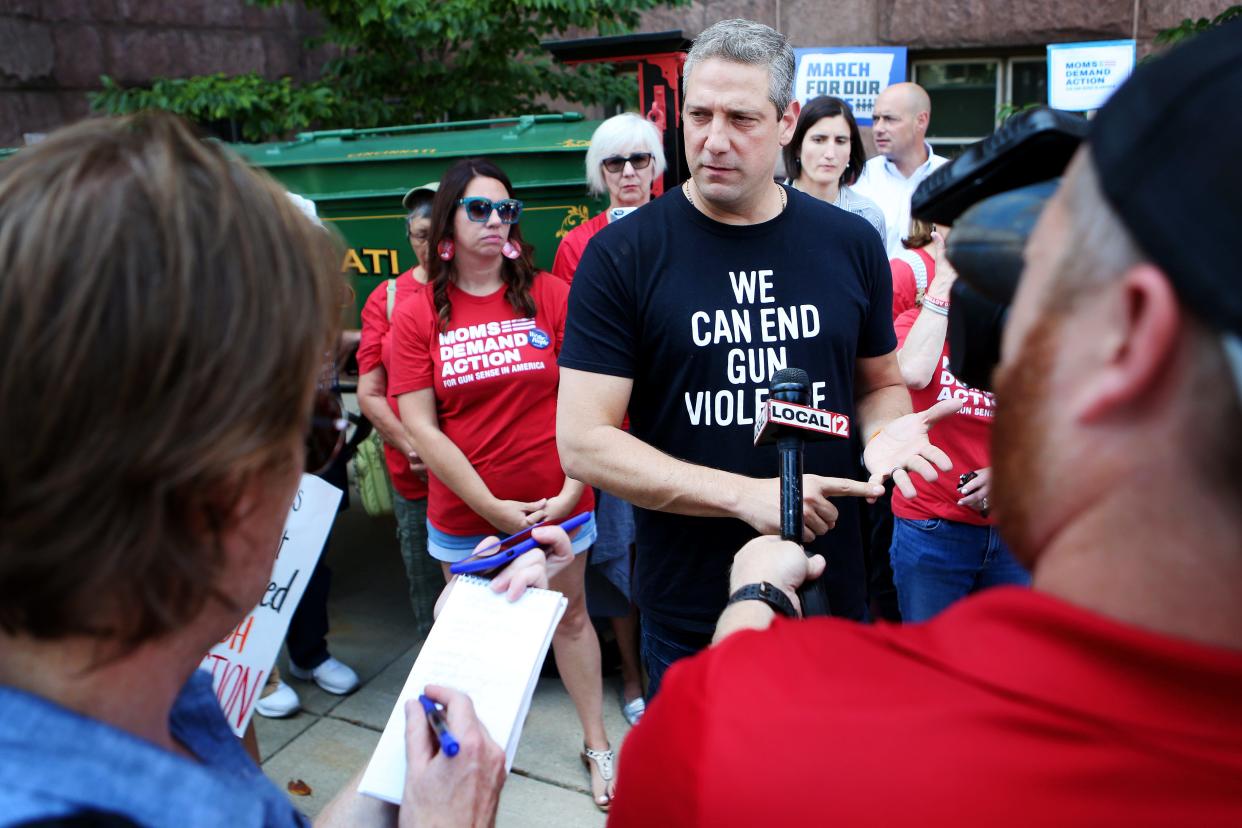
[729,536,827,617]
[752,368,882,617]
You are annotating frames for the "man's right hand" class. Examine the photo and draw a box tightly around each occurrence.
[729,535,826,615]
[737,476,884,542]
[401,685,506,828]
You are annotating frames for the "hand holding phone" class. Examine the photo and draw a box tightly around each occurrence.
[449,512,590,575]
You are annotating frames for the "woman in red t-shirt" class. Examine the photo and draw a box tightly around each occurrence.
[889,230,1030,622]
[390,158,615,811]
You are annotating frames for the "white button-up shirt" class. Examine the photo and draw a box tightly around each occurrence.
[853,143,948,257]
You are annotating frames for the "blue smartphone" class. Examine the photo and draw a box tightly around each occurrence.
[449,512,590,575]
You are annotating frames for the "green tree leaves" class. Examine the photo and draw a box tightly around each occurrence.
[90,0,685,140]
[1152,5,1240,49]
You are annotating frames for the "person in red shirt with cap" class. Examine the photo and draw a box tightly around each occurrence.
[356,181,442,639]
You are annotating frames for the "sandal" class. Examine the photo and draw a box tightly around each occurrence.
[580,744,615,812]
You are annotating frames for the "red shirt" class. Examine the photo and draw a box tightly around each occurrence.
[356,269,428,501]
[388,274,593,534]
[610,588,1242,828]
[551,212,609,285]
[890,246,935,320]
[891,306,995,525]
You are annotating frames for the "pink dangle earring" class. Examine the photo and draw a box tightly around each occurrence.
[437,238,455,261]
[501,240,521,260]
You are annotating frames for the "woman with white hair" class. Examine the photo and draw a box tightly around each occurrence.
[552,112,666,284]
[552,112,666,728]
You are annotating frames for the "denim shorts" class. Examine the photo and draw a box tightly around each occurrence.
[426,512,597,563]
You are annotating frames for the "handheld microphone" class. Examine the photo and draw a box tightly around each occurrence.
[755,368,851,618]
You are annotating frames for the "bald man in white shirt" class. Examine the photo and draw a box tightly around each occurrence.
[854,82,949,256]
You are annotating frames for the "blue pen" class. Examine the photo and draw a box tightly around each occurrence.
[450,512,592,575]
[418,694,459,757]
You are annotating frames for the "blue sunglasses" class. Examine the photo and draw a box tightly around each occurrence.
[458,196,523,224]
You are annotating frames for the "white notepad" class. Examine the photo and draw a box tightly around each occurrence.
[358,575,568,805]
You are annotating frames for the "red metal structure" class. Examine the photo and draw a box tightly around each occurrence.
[544,31,693,197]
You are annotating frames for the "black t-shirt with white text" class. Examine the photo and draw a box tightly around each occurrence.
[560,186,895,631]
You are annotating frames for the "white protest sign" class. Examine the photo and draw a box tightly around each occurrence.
[793,47,907,125]
[200,473,342,736]
[1047,40,1136,111]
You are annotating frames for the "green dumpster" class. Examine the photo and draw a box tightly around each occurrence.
[227,113,607,325]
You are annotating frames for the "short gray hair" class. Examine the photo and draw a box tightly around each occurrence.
[1048,152,1143,306]
[1054,150,1242,499]
[584,113,667,196]
[684,18,795,116]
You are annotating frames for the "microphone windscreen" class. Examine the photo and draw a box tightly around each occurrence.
[770,367,810,390]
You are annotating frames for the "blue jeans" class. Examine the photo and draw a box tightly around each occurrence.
[890,517,1030,623]
[639,614,713,700]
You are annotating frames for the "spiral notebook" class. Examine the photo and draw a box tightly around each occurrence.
[358,575,567,805]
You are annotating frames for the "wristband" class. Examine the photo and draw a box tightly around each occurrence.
[727,581,798,619]
[923,294,950,309]
[921,299,949,317]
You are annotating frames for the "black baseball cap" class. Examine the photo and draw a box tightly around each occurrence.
[1090,17,1242,338]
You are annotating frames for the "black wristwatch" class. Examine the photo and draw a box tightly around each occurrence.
[727,581,798,619]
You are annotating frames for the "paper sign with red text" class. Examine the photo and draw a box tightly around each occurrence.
[200,474,342,736]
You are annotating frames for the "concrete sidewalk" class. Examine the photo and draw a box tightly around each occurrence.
[254,505,631,826]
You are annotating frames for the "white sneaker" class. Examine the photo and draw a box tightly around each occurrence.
[254,680,300,718]
[288,656,360,695]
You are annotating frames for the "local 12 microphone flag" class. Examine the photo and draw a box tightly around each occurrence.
[201,474,342,736]
[754,398,851,446]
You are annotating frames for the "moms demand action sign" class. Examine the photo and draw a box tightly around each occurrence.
[793,47,907,126]
[1047,40,1136,111]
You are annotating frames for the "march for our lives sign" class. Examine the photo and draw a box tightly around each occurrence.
[1047,40,1135,111]
[793,47,908,126]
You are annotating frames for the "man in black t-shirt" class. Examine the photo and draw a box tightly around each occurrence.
[557,18,958,697]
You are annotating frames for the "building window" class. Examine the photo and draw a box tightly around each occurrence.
[913,56,1047,157]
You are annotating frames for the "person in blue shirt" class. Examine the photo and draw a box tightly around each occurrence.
[0,111,567,828]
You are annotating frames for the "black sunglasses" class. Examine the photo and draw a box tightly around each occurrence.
[306,387,348,475]
[458,196,523,224]
[601,153,653,174]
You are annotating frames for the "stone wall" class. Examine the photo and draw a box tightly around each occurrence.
[0,0,327,146]
[1,0,1230,146]
[638,0,1228,50]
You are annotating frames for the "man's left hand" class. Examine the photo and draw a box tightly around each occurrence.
[863,398,961,499]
